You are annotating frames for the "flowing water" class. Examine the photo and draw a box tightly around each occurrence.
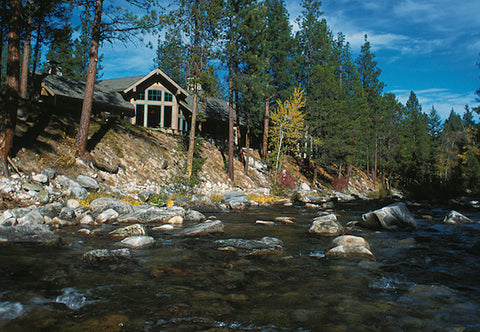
[1,200,480,331]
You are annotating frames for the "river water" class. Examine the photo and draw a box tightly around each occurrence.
[1,200,480,331]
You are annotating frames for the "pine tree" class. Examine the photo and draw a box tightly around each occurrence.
[154,26,186,87]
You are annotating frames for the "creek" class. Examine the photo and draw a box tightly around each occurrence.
[1,200,480,331]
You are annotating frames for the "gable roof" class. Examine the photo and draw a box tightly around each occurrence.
[121,68,189,100]
[97,76,145,91]
[42,74,133,111]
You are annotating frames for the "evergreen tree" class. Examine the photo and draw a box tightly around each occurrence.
[154,26,186,86]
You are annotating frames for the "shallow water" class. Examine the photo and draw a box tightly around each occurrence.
[1,201,480,331]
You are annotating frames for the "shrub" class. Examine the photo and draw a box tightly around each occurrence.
[332,176,348,192]
[270,169,297,197]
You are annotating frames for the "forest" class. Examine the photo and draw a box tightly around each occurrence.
[1,0,480,199]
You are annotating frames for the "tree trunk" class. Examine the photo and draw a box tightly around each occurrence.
[186,88,198,179]
[374,136,378,186]
[76,0,103,161]
[262,96,270,159]
[244,122,250,175]
[227,59,234,181]
[0,0,22,175]
[19,3,33,100]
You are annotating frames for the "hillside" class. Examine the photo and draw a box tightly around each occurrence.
[8,112,378,200]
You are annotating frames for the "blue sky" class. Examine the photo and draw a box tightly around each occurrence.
[100,0,480,119]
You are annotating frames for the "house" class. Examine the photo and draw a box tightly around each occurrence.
[40,74,135,118]
[98,69,191,134]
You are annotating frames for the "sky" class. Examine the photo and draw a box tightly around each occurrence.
[99,0,480,119]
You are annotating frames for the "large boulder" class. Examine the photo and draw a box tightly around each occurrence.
[76,175,99,190]
[223,191,250,210]
[443,210,475,225]
[175,220,224,237]
[308,214,344,236]
[89,197,134,217]
[117,205,185,224]
[361,202,416,230]
[325,235,375,260]
[82,248,132,267]
[214,237,284,256]
[0,224,59,245]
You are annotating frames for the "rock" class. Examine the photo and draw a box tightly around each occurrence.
[38,190,49,204]
[175,220,224,237]
[66,199,81,209]
[78,228,91,235]
[302,195,328,204]
[152,224,174,231]
[360,202,417,230]
[0,225,59,245]
[32,173,49,184]
[17,208,44,226]
[39,202,63,219]
[117,205,185,224]
[184,209,206,222]
[22,181,44,192]
[55,175,79,189]
[273,216,295,224]
[71,186,88,200]
[80,214,95,225]
[120,236,155,248]
[59,207,76,221]
[256,220,275,226]
[334,192,355,202]
[82,248,132,267]
[166,215,183,225]
[299,182,310,192]
[443,210,475,224]
[223,191,250,210]
[215,237,284,256]
[96,208,119,223]
[76,175,99,190]
[325,235,375,260]
[109,224,146,239]
[42,168,55,181]
[308,214,344,236]
[180,200,221,213]
[89,197,134,217]
[329,235,371,250]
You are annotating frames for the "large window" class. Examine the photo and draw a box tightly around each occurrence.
[164,91,173,102]
[164,106,172,128]
[147,89,162,101]
[135,105,144,126]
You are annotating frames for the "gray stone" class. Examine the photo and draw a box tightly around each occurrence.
[325,235,374,261]
[59,207,76,221]
[0,225,59,245]
[32,173,48,184]
[89,197,134,217]
[329,235,371,250]
[17,208,44,226]
[443,210,475,225]
[42,168,55,181]
[117,205,185,224]
[96,208,119,223]
[308,214,344,236]
[76,175,99,190]
[223,191,250,210]
[175,220,224,237]
[71,186,88,200]
[120,235,155,248]
[22,182,44,192]
[66,199,81,209]
[38,190,49,204]
[55,175,79,189]
[361,202,417,230]
[80,214,95,225]
[215,237,284,256]
[184,209,206,222]
[109,224,146,239]
[39,202,63,219]
[334,192,355,202]
[82,248,132,267]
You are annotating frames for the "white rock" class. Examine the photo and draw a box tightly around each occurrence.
[120,235,155,248]
[66,199,81,209]
[166,215,183,225]
[80,214,95,225]
[96,209,119,223]
[32,173,48,184]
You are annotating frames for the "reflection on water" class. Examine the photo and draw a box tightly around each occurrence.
[1,202,480,331]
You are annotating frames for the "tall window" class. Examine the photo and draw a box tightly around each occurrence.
[136,105,145,126]
[147,89,162,101]
[164,91,173,102]
[164,106,172,128]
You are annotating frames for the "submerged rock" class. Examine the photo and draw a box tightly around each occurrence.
[361,202,416,230]
[443,210,475,225]
[215,236,285,256]
[0,224,59,245]
[325,235,375,261]
[175,220,224,237]
[82,248,132,267]
[308,214,344,236]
